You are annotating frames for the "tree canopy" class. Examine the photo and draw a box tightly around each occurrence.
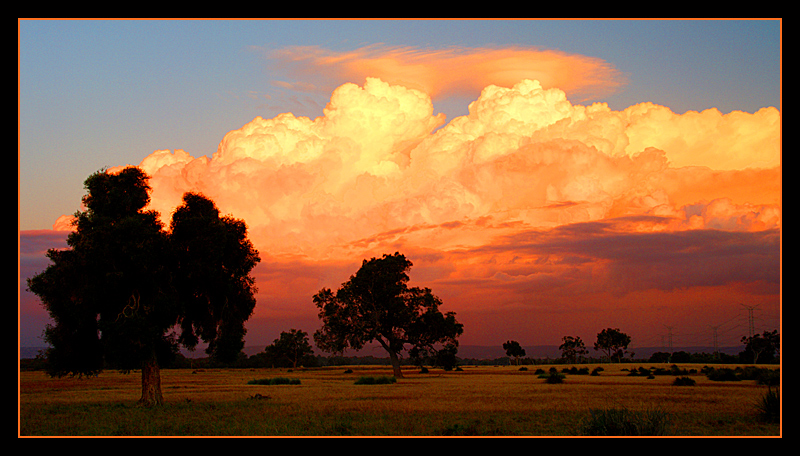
[593,328,632,363]
[312,252,463,377]
[503,340,526,365]
[26,168,260,406]
[559,335,588,364]
[741,329,780,364]
[261,329,316,368]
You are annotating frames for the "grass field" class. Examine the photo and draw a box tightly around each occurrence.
[18,363,781,437]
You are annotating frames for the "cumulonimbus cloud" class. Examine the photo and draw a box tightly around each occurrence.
[263,44,629,102]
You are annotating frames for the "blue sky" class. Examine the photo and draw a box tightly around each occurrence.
[19,19,780,231]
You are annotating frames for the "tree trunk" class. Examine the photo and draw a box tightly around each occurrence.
[388,349,403,378]
[376,337,403,378]
[139,350,163,407]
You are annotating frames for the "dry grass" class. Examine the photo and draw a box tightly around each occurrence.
[18,363,781,436]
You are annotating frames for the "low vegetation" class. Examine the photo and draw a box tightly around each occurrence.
[580,406,671,436]
[353,375,397,385]
[19,363,780,436]
[756,386,780,424]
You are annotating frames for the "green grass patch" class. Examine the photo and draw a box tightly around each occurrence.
[353,375,396,385]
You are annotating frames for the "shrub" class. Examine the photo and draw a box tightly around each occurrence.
[705,368,740,382]
[246,377,301,385]
[672,376,696,386]
[627,366,650,376]
[354,376,397,385]
[756,386,780,423]
[562,366,590,375]
[756,369,780,386]
[669,364,690,375]
[580,406,671,436]
[544,372,565,384]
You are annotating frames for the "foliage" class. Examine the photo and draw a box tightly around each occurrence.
[672,376,696,386]
[502,340,526,365]
[593,328,632,363]
[754,368,780,386]
[26,168,260,406]
[354,376,397,385]
[313,253,463,377]
[704,367,741,382]
[540,368,565,383]
[409,341,460,371]
[260,329,315,368]
[559,336,588,364]
[170,191,260,363]
[561,366,590,375]
[740,330,780,364]
[703,366,780,385]
[626,365,695,378]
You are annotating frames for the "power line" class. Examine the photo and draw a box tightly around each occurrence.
[741,303,760,339]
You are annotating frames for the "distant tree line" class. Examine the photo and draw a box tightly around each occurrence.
[21,327,779,372]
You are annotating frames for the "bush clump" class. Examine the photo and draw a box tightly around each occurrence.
[247,377,301,385]
[561,366,590,375]
[543,371,565,384]
[705,367,741,382]
[580,406,671,436]
[354,376,397,385]
[755,368,780,386]
[672,376,696,386]
[704,366,779,383]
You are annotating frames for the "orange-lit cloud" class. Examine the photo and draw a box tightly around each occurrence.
[46,76,780,347]
[264,44,628,102]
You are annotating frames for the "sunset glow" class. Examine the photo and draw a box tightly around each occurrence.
[20,19,781,355]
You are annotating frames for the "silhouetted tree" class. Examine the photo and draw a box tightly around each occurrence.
[409,341,459,371]
[313,252,463,378]
[593,328,631,363]
[503,340,526,365]
[170,191,260,364]
[670,351,691,363]
[559,335,588,364]
[263,329,315,368]
[649,351,671,363]
[741,330,780,364]
[27,168,260,406]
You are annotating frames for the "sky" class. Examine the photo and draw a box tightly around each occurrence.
[19,18,781,355]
